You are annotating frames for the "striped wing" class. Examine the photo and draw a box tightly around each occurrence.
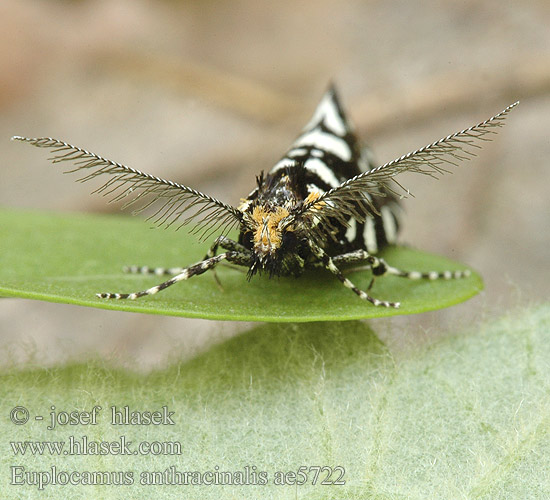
[265,85,402,251]
[300,101,519,235]
[12,136,242,240]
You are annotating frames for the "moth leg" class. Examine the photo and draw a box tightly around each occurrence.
[330,249,373,266]
[330,251,389,293]
[309,249,372,269]
[360,253,472,283]
[123,265,185,276]
[122,236,246,280]
[204,235,248,289]
[327,249,471,280]
[310,245,400,308]
[331,249,471,291]
[311,250,378,290]
[97,251,252,300]
[205,235,248,258]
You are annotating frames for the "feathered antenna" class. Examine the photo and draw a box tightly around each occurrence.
[11,136,242,240]
[300,101,519,234]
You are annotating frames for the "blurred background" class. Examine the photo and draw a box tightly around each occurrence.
[1,0,549,370]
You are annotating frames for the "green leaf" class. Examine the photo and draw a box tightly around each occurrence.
[1,306,549,499]
[0,208,482,321]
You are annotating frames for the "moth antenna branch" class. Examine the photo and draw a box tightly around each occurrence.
[11,135,242,239]
[299,101,519,239]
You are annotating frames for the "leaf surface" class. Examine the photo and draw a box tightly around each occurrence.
[0,209,482,321]
[1,306,549,499]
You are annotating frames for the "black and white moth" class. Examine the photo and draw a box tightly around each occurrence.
[12,87,517,308]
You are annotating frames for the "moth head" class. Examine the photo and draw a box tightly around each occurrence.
[247,204,295,260]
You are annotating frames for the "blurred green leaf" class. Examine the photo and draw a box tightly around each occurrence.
[0,209,482,321]
[1,306,549,499]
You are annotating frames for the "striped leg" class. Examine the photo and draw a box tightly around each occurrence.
[205,235,248,259]
[330,249,471,291]
[204,236,250,287]
[310,244,400,308]
[122,236,247,277]
[343,251,471,281]
[331,249,374,266]
[123,265,185,276]
[97,251,252,300]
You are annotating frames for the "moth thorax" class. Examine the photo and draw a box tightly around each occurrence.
[251,205,290,257]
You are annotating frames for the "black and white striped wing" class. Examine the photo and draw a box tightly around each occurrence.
[300,101,519,234]
[12,136,242,239]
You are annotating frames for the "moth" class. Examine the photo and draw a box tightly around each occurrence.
[12,87,517,308]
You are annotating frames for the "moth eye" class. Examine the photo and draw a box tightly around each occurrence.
[282,230,297,249]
